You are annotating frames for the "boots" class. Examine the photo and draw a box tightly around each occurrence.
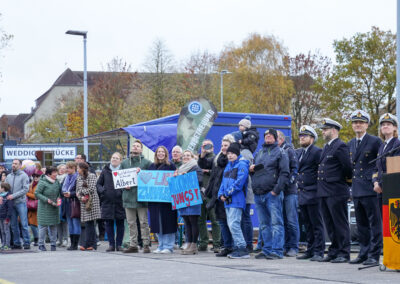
[181,243,198,255]
[68,235,78,251]
[33,238,39,246]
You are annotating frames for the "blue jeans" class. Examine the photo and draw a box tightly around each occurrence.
[255,192,284,257]
[225,207,246,250]
[241,204,253,246]
[11,202,30,246]
[67,216,81,235]
[256,229,263,249]
[157,233,175,251]
[218,219,233,249]
[30,225,38,239]
[283,194,299,252]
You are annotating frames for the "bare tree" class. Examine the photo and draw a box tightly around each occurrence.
[289,51,331,130]
[143,39,174,118]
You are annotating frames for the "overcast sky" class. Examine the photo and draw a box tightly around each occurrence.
[0,0,396,115]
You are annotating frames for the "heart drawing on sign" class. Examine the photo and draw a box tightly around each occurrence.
[113,172,118,177]
[139,172,153,184]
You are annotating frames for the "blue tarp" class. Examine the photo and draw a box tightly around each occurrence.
[122,124,177,153]
[130,112,292,153]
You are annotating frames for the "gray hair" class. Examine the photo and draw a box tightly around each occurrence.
[277,130,285,140]
[222,134,235,144]
[172,145,183,153]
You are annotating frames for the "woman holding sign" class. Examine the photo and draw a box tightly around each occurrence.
[148,146,177,254]
[96,152,126,252]
[176,150,203,255]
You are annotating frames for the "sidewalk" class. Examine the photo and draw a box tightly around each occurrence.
[0,242,398,284]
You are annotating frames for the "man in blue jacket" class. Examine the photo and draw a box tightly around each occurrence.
[251,129,290,260]
[218,142,250,259]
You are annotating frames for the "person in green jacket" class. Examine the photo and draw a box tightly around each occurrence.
[121,140,152,253]
[35,166,61,252]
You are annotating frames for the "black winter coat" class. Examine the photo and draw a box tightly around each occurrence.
[147,162,178,234]
[204,153,229,220]
[96,164,126,220]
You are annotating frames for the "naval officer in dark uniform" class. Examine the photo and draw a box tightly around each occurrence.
[295,125,325,262]
[318,118,352,263]
[348,110,382,266]
[372,113,400,210]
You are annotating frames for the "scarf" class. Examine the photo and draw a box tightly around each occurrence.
[110,164,121,171]
[31,179,39,189]
[57,174,67,184]
[62,172,78,193]
[216,152,228,168]
[46,176,56,183]
[177,159,198,174]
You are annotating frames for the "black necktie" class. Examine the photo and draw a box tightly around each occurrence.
[356,139,361,149]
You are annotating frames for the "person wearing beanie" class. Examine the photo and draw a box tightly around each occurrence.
[218,142,250,259]
[231,116,252,143]
[227,142,241,156]
[250,128,289,260]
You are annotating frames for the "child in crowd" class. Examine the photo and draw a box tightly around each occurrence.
[231,116,251,143]
[218,142,250,259]
[0,182,12,250]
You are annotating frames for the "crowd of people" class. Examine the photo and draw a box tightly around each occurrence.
[0,110,397,265]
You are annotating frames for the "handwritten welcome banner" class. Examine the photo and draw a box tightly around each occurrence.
[167,171,203,210]
[137,170,175,203]
[112,168,138,189]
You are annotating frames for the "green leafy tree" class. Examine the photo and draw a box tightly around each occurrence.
[219,33,293,114]
[321,26,396,138]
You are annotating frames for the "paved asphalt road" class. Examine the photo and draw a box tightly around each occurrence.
[0,243,399,284]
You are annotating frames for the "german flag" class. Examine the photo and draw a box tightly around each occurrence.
[382,173,400,269]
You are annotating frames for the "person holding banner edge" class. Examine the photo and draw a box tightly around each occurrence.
[175,150,203,255]
[148,146,177,254]
[121,140,152,253]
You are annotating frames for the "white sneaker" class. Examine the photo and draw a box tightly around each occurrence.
[160,249,172,254]
[153,248,162,254]
[180,243,188,250]
[62,240,68,247]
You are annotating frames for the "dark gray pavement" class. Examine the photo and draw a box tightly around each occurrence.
[0,243,398,284]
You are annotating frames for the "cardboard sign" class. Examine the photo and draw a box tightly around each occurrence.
[137,170,175,203]
[167,171,203,210]
[112,168,138,189]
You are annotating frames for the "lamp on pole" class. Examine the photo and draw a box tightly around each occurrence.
[220,70,232,112]
[66,30,89,159]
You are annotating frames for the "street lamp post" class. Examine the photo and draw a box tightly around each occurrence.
[220,70,232,112]
[66,30,89,159]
